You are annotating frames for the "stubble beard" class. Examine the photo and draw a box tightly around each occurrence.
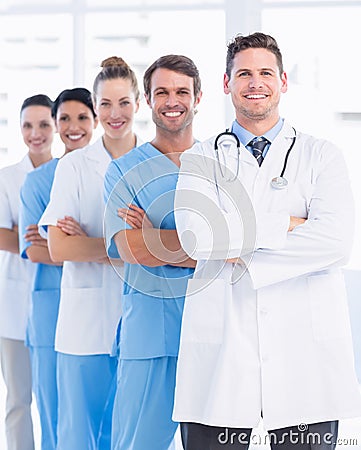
[152,110,194,134]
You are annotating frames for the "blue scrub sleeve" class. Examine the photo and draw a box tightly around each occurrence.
[19,172,45,259]
[104,160,133,258]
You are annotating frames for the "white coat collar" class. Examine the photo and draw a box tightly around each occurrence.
[83,137,112,178]
[19,153,36,173]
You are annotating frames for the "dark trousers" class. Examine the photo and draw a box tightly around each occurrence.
[180,420,338,450]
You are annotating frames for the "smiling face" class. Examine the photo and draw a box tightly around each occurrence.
[94,78,139,142]
[224,48,287,131]
[20,105,55,157]
[55,100,97,153]
[145,68,201,135]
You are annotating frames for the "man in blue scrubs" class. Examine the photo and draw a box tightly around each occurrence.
[104,54,202,450]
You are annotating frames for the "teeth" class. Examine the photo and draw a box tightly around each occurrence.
[110,122,122,127]
[246,94,266,99]
[164,112,182,117]
[68,134,83,140]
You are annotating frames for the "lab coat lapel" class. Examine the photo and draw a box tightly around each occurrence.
[19,153,37,173]
[261,121,295,173]
[85,137,112,179]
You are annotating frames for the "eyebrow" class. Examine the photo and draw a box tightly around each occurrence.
[100,96,131,101]
[153,86,191,92]
[236,67,276,74]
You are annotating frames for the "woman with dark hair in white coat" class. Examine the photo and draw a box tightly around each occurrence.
[18,87,98,450]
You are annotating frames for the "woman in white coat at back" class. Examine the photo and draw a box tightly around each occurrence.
[0,94,55,450]
[39,57,141,450]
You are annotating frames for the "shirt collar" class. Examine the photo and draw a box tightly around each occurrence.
[231,117,284,147]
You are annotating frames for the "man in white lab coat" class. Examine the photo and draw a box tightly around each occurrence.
[173,32,361,449]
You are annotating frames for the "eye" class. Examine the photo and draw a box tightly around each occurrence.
[40,122,50,128]
[120,101,130,107]
[100,101,110,107]
[22,123,31,129]
[59,116,69,122]
[261,70,273,76]
[155,90,167,97]
[79,114,90,120]
[238,71,250,77]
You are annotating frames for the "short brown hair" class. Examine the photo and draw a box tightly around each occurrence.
[226,32,284,78]
[143,54,201,99]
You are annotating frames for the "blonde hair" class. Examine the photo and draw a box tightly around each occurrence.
[93,56,140,101]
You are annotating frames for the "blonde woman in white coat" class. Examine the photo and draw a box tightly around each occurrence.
[39,57,140,450]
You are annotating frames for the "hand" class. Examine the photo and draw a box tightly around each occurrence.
[24,224,48,247]
[288,216,306,232]
[118,204,153,230]
[57,216,87,236]
[226,258,240,263]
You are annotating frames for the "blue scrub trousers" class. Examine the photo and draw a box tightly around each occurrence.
[57,352,117,450]
[111,356,178,450]
[29,346,57,450]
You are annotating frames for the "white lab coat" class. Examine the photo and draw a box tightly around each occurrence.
[0,155,35,340]
[173,121,361,430]
[39,138,122,355]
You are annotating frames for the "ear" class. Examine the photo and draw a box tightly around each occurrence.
[144,93,151,108]
[135,98,140,113]
[281,71,288,94]
[93,116,99,129]
[194,90,202,108]
[223,73,231,94]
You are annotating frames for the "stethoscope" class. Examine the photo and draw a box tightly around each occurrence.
[214,128,297,189]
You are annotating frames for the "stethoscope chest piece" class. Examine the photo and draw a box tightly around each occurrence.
[271,176,288,190]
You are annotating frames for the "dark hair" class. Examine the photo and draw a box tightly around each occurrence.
[20,94,53,113]
[93,56,140,102]
[52,87,96,119]
[143,54,201,99]
[226,32,284,78]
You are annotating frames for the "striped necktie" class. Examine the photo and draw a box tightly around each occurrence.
[248,136,269,166]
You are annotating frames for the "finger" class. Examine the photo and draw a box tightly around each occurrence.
[123,216,142,229]
[118,210,138,220]
[128,204,145,214]
[26,224,39,231]
[124,211,143,221]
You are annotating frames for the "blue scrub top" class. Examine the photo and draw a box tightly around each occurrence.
[104,143,194,359]
[19,158,62,347]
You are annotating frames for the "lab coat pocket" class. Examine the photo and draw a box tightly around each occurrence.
[181,278,228,344]
[308,272,351,341]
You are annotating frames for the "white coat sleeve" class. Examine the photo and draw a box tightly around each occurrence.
[39,155,80,231]
[175,141,289,260]
[246,140,354,289]
[0,171,12,229]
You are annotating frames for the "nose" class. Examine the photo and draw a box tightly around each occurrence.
[30,126,41,137]
[249,74,264,89]
[67,119,80,130]
[110,104,122,118]
[165,91,178,107]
